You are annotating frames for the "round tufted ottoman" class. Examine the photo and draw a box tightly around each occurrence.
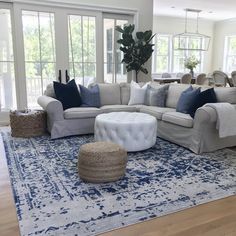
[94,112,157,152]
[78,142,127,183]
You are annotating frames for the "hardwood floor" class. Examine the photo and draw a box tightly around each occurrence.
[1,133,236,236]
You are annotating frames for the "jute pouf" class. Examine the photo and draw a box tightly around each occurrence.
[78,142,127,183]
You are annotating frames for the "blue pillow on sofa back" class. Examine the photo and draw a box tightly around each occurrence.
[176,86,201,114]
[187,88,217,118]
[53,79,81,110]
[79,84,100,108]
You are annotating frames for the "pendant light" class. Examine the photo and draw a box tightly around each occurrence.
[173,8,211,51]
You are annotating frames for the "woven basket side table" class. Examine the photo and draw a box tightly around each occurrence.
[10,110,46,138]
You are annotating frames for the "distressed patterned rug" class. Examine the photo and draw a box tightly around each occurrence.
[2,131,236,236]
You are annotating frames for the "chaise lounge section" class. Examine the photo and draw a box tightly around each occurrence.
[38,83,236,154]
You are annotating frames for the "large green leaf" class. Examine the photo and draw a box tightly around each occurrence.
[143,30,152,41]
[115,25,124,33]
[136,31,144,40]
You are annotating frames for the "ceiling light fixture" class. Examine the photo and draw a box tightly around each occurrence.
[173,8,211,51]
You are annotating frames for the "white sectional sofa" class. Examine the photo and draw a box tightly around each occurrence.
[38,82,236,154]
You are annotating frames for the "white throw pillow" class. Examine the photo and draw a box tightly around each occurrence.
[128,81,150,105]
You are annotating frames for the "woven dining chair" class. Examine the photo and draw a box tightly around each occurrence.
[212,70,228,87]
[231,71,236,86]
[180,73,192,84]
[176,72,184,78]
[161,73,171,78]
[196,73,207,85]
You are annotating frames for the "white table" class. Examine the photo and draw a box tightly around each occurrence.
[94,112,157,152]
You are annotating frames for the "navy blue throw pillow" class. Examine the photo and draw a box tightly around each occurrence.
[187,88,217,118]
[53,79,81,110]
[176,86,201,114]
[79,84,100,108]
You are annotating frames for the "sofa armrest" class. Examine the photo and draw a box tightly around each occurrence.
[193,106,217,129]
[38,95,64,121]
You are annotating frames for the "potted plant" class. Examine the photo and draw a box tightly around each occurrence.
[115,24,155,82]
[184,56,200,78]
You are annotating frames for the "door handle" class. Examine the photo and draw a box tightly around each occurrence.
[58,70,62,83]
[65,70,70,83]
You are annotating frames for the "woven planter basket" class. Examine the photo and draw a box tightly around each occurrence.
[10,110,46,138]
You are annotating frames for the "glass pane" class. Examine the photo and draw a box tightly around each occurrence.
[156,56,168,72]
[0,8,16,110]
[68,15,96,85]
[229,37,236,55]
[104,63,114,83]
[104,18,129,83]
[68,15,82,63]
[39,12,55,62]
[42,62,56,88]
[83,16,96,63]
[22,10,56,108]
[69,62,82,83]
[22,11,40,62]
[25,62,42,108]
[157,36,168,55]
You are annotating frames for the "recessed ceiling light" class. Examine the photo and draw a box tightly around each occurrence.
[208,11,213,13]
[171,6,175,9]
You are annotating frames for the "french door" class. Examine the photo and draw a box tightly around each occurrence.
[103,14,133,84]
[14,4,102,108]
[0,3,134,113]
[0,3,16,112]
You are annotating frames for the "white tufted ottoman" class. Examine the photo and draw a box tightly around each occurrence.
[94,112,157,152]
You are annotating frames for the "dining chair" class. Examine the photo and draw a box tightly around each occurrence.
[212,70,228,87]
[176,72,184,78]
[231,71,236,86]
[196,73,207,85]
[180,73,192,84]
[161,73,171,78]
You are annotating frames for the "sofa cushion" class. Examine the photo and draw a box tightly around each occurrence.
[187,88,217,118]
[120,83,130,105]
[214,87,236,104]
[44,83,56,98]
[97,84,121,106]
[100,105,136,113]
[162,112,193,128]
[176,86,201,113]
[145,84,169,107]
[140,106,175,120]
[64,107,102,119]
[128,81,150,105]
[79,84,100,108]
[166,84,191,108]
[53,80,81,110]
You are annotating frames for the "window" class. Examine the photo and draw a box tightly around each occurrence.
[68,15,96,86]
[173,37,203,73]
[224,36,236,72]
[153,35,171,73]
[103,16,131,83]
[106,28,113,73]
[0,8,16,111]
[152,34,203,73]
[0,4,135,114]
[22,10,56,108]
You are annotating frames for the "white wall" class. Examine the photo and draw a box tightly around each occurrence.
[212,19,236,72]
[153,15,215,73]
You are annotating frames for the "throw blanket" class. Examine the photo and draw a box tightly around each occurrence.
[204,103,236,138]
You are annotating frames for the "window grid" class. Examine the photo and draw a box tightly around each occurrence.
[153,34,204,74]
[224,36,236,72]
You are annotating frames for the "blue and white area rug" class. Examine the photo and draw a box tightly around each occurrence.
[2,131,236,236]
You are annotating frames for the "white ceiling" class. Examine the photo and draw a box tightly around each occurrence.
[154,0,236,21]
